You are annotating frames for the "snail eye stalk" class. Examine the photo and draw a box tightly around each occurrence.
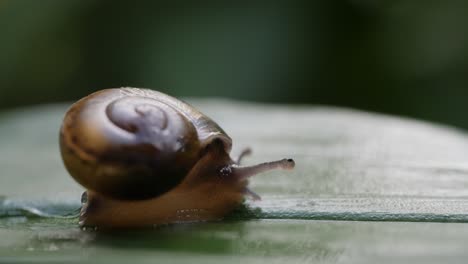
[228,158,295,180]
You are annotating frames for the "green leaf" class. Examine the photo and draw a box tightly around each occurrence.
[1,101,468,262]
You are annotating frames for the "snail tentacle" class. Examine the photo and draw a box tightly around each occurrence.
[227,158,295,180]
[234,147,252,165]
[244,187,262,201]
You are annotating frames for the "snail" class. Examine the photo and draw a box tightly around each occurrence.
[59,88,295,228]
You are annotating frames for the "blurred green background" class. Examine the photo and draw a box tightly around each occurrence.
[1,1,468,128]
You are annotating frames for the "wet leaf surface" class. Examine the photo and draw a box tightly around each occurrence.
[1,100,468,263]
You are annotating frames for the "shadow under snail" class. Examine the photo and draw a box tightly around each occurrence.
[59,88,295,228]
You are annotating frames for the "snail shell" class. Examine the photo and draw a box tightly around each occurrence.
[60,88,231,200]
[59,88,295,228]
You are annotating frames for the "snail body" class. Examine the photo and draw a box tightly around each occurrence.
[60,88,294,228]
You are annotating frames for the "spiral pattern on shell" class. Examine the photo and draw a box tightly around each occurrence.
[59,88,232,200]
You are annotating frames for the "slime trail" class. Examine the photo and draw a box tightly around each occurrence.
[0,197,80,219]
[2,195,468,223]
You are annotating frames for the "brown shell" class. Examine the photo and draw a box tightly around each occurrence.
[59,88,232,200]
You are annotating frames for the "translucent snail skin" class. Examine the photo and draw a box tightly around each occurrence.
[60,88,295,229]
